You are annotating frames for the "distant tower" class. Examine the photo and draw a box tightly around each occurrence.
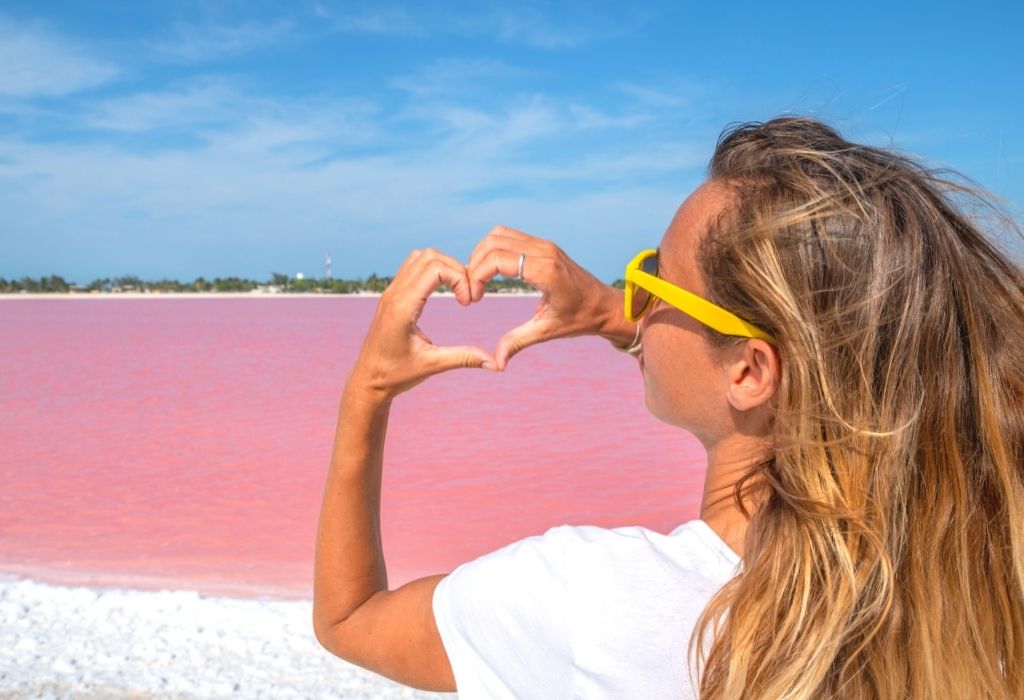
[325,251,333,280]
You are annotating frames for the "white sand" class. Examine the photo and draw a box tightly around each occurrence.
[0,575,457,699]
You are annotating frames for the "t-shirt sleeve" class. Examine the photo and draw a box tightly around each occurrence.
[431,525,576,699]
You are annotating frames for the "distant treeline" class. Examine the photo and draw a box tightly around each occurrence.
[0,273,547,294]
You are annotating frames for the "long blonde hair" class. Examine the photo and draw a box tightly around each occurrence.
[690,117,1024,699]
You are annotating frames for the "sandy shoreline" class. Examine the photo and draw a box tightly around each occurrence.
[0,291,541,300]
[0,574,455,699]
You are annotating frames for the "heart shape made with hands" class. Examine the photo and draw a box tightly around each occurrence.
[416,287,550,373]
[380,239,546,376]
[450,227,609,370]
[375,228,608,395]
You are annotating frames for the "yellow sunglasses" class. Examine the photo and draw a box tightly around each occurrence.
[624,249,776,344]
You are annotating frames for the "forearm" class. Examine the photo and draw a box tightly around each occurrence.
[312,384,392,631]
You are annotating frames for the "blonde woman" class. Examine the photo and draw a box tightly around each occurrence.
[312,117,1024,698]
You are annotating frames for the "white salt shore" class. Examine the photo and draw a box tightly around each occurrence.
[0,575,457,699]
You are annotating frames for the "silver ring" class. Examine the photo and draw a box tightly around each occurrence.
[516,252,526,280]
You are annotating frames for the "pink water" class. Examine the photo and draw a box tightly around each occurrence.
[0,297,706,600]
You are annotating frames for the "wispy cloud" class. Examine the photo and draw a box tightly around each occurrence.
[320,2,651,49]
[390,58,528,97]
[325,5,421,35]
[0,75,708,280]
[0,16,119,97]
[614,81,692,108]
[150,19,294,62]
[82,79,242,133]
[457,6,625,49]
[0,4,709,280]
[0,129,698,281]
[567,104,650,130]
[397,97,566,154]
[78,77,380,152]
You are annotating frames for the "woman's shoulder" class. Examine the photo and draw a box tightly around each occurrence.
[440,519,740,609]
[523,519,740,585]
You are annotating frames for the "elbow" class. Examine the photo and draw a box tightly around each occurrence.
[312,592,343,645]
[313,616,370,669]
[312,616,330,650]
[311,605,342,653]
[312,611,345,655]
[312,608,361,659]
[312,586,381,652]
[312,589,385,658]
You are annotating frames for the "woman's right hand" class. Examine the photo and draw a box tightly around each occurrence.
[466,226,637,370]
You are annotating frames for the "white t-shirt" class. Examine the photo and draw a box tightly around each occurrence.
[432,519,741,699]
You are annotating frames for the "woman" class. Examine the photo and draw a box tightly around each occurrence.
[312,117,1024,698]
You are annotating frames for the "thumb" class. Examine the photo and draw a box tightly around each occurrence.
[494,318,550,371]
[425,344,499,372]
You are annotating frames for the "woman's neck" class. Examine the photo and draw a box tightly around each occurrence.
[699,435,768,559]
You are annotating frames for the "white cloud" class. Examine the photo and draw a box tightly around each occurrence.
[151,20,294,62]
[322,2,651,49]
[328,6,421,36]
[0,16,119,97]
[390,58,528,96]
[80,78,380,148]
[614,81,691,108]
[567,104,650,130]
[0,50,714,280]
[0,84,707,280]
[82,80,240,133]
[418,98,566,154]
[461,6,615,49]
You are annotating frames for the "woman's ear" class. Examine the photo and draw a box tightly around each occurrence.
[725,339,780,411]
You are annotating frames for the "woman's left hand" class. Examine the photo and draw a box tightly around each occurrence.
[346,247,497,403]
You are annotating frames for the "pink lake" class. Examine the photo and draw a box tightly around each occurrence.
[0,297,707,599]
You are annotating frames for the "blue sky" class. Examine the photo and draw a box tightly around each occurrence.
[1,1,1021,283]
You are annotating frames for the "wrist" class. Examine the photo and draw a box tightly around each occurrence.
[611,323,642,354]
[342,371,394,412]
[595,286,636,347]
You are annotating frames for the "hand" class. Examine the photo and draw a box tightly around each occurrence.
[347,248,497,402]
[466,226,623,370]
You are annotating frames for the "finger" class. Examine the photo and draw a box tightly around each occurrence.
[405,253,475,307]
[467,248,552,302]
[466,248,520,302]
[466,236,532,290]
[466,226,534,276]
[493,317,551,371]
[423,343,498,373]
[383,249,426,295]
[467,233,562,302]
[422,249,476,306]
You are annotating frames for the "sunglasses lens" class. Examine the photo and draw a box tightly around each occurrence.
[630,253,658,319]
[641,253,658,275]
[631,287,650,319]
